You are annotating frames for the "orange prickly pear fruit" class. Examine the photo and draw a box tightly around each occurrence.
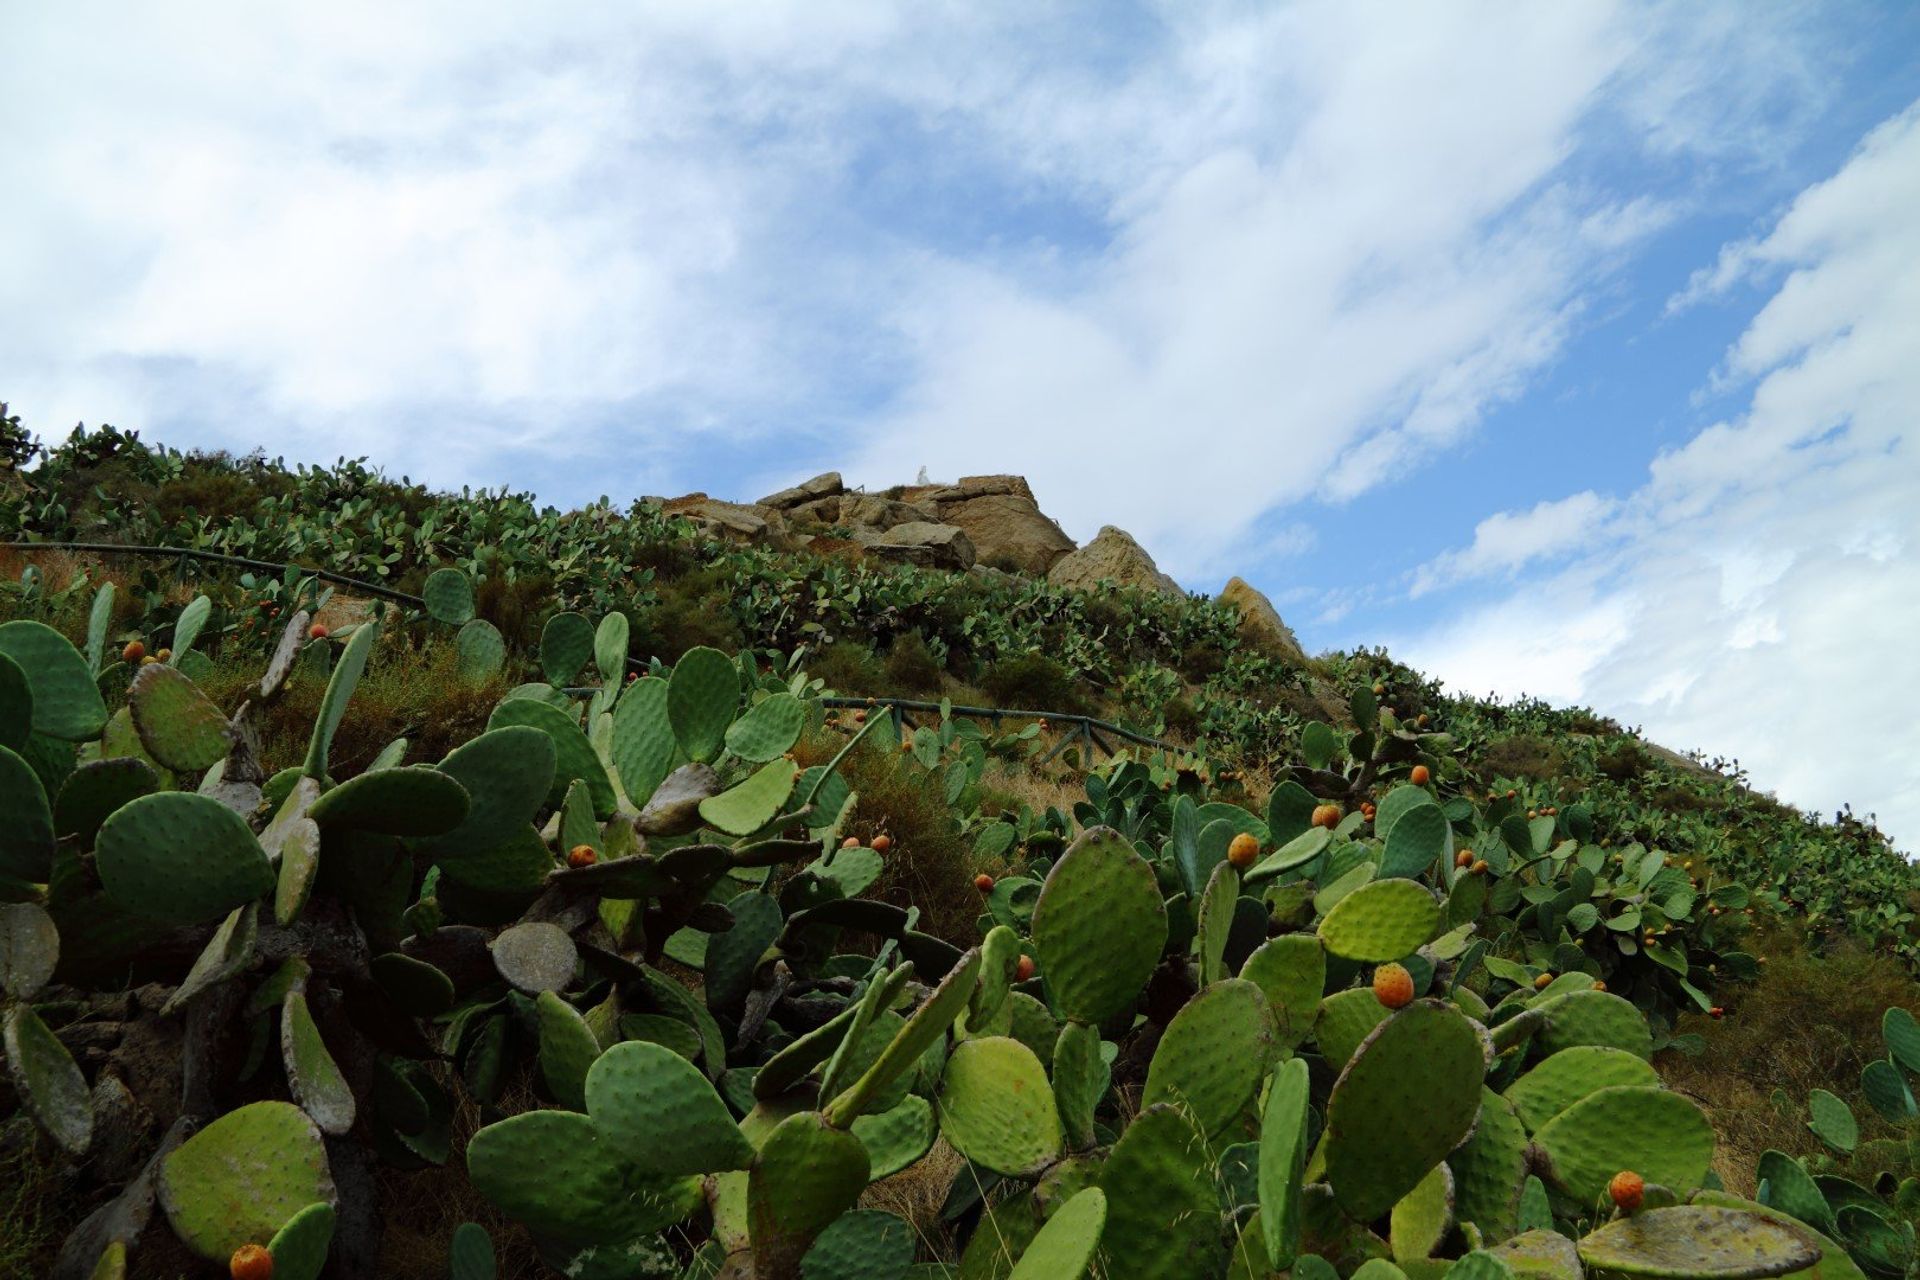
[1455,850,1473,868]
[1470,859,1489,875]
[567,845,596,869]
[974,874,995,893]
[871,834,892,853]
[841,836,860,849]
[1533,972,1553,990]
[1373,962,1414,1009]
[230,1244,274,1280]
[1610,1170,1644,1212]
[121,640,145,663]
[1410,765,1431,785]
[1015,955,1035,982]
[1311,804,1342,830]
[309,623,329,640]
[1227,833,1260,870]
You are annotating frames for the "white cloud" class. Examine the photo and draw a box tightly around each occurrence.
[0,1,1838,558]
[1401,103,1920,846]
[1410,492,1619,597]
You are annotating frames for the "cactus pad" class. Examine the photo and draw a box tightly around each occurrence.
[1315,987,1391,1068]
[467,1107,695,1245]
[1488,1229,1583,1280]
[52,757,157,847]
[668,647,740,763]
[449,1223,495,1280]
[1326,1000,1486,1222]
[537,991,602,1110]
[851,1094,936,1179]
[699,759,800,836]
[0,620,107,741]
[1533,1085,1713,1201]
[1391,1164,1454,1262]
[1318,878,1440,961]
[824,947,981,1127]
[273,817,322,926]
[0,744,55,882]
[750,1111,872,1278]
[1009,1187,1107,1280]
[1576,1207,1821,1279]
[539,611,595,684]
[801,1209,915,1280]
[4,1003,93,1154]
[938,1036,1063,1176]
[1503,1046,1661,1132]
[1260,1056,1312,1270]
[725,691,808,763]
[309,767,470,836]
[1097,1102,1225,1280]
[491,922,578,994]
[423,568,475,624]
[586,1040,754,1175]
[95,791,274,927]
[1143,978,1275,1138]
[267,1201,336,1280]
[126,663,232,773]
[1029,828,1167,1026]
[0,901,58,1000]
[455,619,505,682]
[157,1101,336,1262]
[282,991,356,1136]
[1052,1019,1107,1152]
[419,726,556,862]
[1240,934,1326,1049]
[1449,1089,1529,1244]
[489,697,617,818]
[1534,989,1653,1059]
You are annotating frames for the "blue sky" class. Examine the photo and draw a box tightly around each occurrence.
[3,2,1917,844]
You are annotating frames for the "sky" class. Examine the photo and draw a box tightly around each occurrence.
[3,2,1917,846]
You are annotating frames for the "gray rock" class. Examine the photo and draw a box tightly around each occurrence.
[937,492,1075,574]
[757,471,844,510]
[866,521,977,571]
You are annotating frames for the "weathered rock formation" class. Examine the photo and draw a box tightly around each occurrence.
[1219,576,1308,663]
[1046,525,1184,598]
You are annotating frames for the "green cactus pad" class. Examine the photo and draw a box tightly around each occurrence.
[704,891,783,1013]
[539,611,594,684]
[267,1201,336,1280]
[423,567,475,625]
[419,726,557,863]
[1315,987,1392,1068]
[0,651,30,752]
[95,791,274,927]
[0,744,55,882]
[157,1101,336,1262]
[455,619,506,683]
[1534,989,1653,1059]
[610,676,676,807]
[1029,828,1167,1026]
[449,1222,496,1280]
[1374,784,1439,842]
[592,611,630,685]
[1240,934,1326,1050]
[302,618,377,779]
[699,759,799,836]
[282,990,356,1136]
[1327,1000,1486,1223]
[1052,1019,1106,1152]
[1008,1187,1106,1280]
[85,1242,125,1280]
[308,767,470,836]
[1143,978,1275,1138]
[1097,1102,1225,1280]
[538,991,603,1110]
[1449,1089,1529,1244]
[938,1036,1063,1176]
[1860,1059,1914,1123]
[1533,1085,1713,1201]
[436,823,553,895]
[958,1191,1044,1280]
[52,757,157,846]
[668,647,740,764]
[0,620,107,741]
[491,922,578,994]
[1577,1206,1821,1279]
[1318,878,1441,962]
[587,1040,755,1175]
[851,1095,936,1179]
[126,663,232,773]
[1807,1090,1858,1154]
[370,952,454,1016]
[1259,1056,1312,1270]
[972,924,1024,1031]
[1197,861,1239,986]
[1391,1164,1454,1262]
[1244,825,1332,884]
[750,1111,873,1278]
[1487,1229,1583,1280]
[273,817,322,926]
[0,901,59,1000]
[802,1209,916,1280]
[467,1107,697,1246]
[1755,1152,1833,1236]
[489,697,617,818]
[1503,1046,1661,1132]
[725,692,808,763]
[3,1003,93,1155]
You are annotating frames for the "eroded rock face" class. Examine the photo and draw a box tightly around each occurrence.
[661,495,786,543]
[840,494,940,531]
[757,472,844,510]
[934,492,1075,575]
[863,521,977,571]
[1047,525,1183,598]
[1218,576,1307,664]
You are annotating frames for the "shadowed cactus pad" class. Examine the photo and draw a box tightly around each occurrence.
[1577,1207,1821,1279]
[0,619,108,741]
[1318,878,1441,962]
[467,1107,698,1246]
[1504,1046,1661,1132]
[586,1040,755,1176]
[4,1002,93,1154]
[308,767,470,836]
[1009,1187,1106,1280]
[127,662,232,772]
[0,901,59,1000]
[1029,828,1167,1025]
[1327,1000,1485,1222]
[937,1036,1063,1176]
[1533,1086,1714,1201]
[266,1201,336,1280]
[94,791,275,927]
[801,1209,915,1280]
[1449,1088,1529,1244]
[0,744,57,882]
[157,1101,336,1263]
[750,1111,872,1279]
[1098,1102,1225,1280]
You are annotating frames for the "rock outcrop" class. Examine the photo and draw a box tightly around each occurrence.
[1219,576,1307,663]
[863,521,977,571]
[927,477,1074,575]
[661,494,788,545]
[757,471,844,510]
[1047,526,1183,598]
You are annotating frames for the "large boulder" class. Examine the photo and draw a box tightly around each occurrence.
[662,494,789,545]
[863,521,977,571]
[1218,576,1308,664]
[936,492,1075,574]
[757,471,844,510]
[841,493,939,531]
[1046,526,1182,598]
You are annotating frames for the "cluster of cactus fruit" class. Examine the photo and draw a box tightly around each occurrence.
[0,569,1841,1278]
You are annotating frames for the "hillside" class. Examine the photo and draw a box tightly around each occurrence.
[3,412,1918,1278]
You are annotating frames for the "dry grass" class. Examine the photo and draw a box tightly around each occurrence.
[860,1137,968,1263]
[1661,926,1920,1194]
[977,759,1082,824]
